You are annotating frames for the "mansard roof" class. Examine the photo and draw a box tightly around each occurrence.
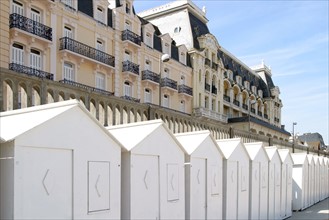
[189,12,210,49]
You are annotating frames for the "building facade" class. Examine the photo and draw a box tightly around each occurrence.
[1,0,291,142]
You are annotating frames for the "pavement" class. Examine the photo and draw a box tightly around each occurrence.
[287,197,329,220]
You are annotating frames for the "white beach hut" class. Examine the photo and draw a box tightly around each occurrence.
[278,149,293,219]
[313,155,320,203]
[175,130,224,220]
[0,100,122,220]
[291,153,309,211]
[264,147,281,220]
[216,138,249,220]
[318,156,325,201]
[106,120,186,220]
[244,142,269,220]
[323,157,329,198]
[306,154,315,207]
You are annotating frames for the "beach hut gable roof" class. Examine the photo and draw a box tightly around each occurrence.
[278,149,292,163]
[216,138,245,159]
[264,146,278,160]
[244,142,269,160]
[291,153,308,165]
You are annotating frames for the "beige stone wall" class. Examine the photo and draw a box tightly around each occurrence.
[0,0,10,68]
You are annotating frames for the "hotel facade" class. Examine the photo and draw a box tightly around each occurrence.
[0,0,292,144]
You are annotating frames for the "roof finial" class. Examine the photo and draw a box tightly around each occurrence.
[202,6,206,14]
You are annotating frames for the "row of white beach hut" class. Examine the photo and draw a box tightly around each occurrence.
[0,100,328,219]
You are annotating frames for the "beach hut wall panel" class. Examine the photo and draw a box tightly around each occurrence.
[245,142,270,220]
[216,138,249,220]
[318,156,326,201]
[291,153,309,211]
[0,100,122,220]
[107,120,186,220]
[324,158,329,198]
[175,130,224,220]
[313,156,320,203]
[265,147,282,220]
[306,155,315,206]
[278,149,293,219]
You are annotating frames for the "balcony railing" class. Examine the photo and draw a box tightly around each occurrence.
[178,84,193,96]
[211,86,217,94]
[59,37,115,67]
[223,95,230,102]
[205,83,210,92]
[141,70,160,83]
[161,77,177,90]
[9,13,52,41]
[251,108,256,114]
[264,114,269,119]
[212,62,218,70]
[193,107,228,123]
[205,58,211,67]
[121,95,140,103]
[122,60,139,75]
[233,99,240,107]
[9,63,53,80]
[242,103,248,110]
[122,29,141,46]
[59,79,114,96]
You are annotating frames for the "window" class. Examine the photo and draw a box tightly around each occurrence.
[145,60,151,70]
[125,3,130,14]
[163,43,170,55]
[180,75,185,85]
[61,0,74,8]
[244,81,250,90]
[163,94,169,108]
[258,90,263,98]
[145,32,152,47]
[144,88,152,103]
[124,81,131,97]
[30,49,41,70]
[12,0,24,15]
[174,27,181,33]
[180,52,186,64]
[163,68,169,78]
[180,100,185,112]
[31,8,41,23]
[236,76,242,85]
[63,62,75,81]
[205,96,209,108]
[12,43,24,65]
[64,26,73,38]
[96,39,104,51]
[96,72,105,90]
[124,50,131,61]
[124,20,131,31]
[96,6,105,23]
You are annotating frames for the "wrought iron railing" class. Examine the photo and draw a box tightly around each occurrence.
[161,77,177,90]
[223,95,230,102]
[141,70,160,83]
[59,37,115,67]
[251,108,256,114]
[121,95,140,103]
[242,103,248,110]
[122,60,139,75]
[122,29,141,46]
[211,86,217,94]
[9,13,52,41]
[9,63,54,80]
[233,99,240,107]
[205,83,210,92]
[178,84,193,96]
[59,79,114,96]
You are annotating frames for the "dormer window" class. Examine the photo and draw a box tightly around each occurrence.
[96,6,105,23]
[244,81,250,90]
[163,43,170,55]
[126,3,130,14]
[179,52,186,65]
[236,76,242,85]
[258,90,263,98]
[174,27,181,33]
[145,32,152,47]
[252,86,257,94]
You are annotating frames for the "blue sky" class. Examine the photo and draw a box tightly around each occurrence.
[134,0,329,145]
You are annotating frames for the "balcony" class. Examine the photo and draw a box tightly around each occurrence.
[141,70,160,83]
[122,60,139,75]
[121,95,140,103]
[193,107,228,123]
[9,63,53,80]
[161,77,177,90]
[211,86,217,95]
[59,79,114,96]
[59,37,115,67]
[9,13,52,41]
[251,108,256,114]
[242,103,248,111]
[178,84,193,96]
[233,99,240,107]
[205,58,211,67]
[205,83,210,92]
[122,29,141,46]
[223,95,230,102]
[212,62,218,70]
[258,111,263,117]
